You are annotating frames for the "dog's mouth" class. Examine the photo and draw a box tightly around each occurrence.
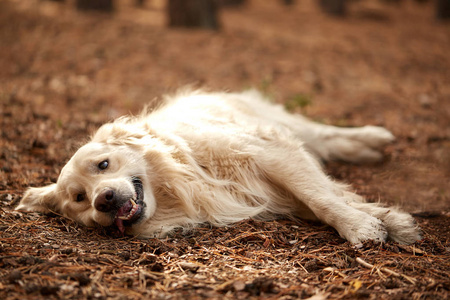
[114,177,145,234]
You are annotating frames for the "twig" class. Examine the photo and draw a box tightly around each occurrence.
[323,267,347,278]
[355,257,416,284]
[296,262,309,274]
[225,230,275,243]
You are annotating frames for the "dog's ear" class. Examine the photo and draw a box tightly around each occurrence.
[16,184,59,214]
[93,123,149,146]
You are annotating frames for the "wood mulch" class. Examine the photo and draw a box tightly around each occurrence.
[0,207,448,299]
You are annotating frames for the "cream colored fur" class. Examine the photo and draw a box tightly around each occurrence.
[16,90,421,244]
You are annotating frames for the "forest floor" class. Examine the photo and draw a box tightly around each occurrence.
[0,0,449,299]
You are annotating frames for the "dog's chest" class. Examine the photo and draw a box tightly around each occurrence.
[199,153,257,182]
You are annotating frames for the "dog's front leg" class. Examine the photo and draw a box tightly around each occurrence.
[256,145,388,244]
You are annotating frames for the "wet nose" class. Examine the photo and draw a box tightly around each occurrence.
[95,189,116,212]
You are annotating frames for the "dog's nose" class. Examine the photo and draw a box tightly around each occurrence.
[95,189,116,212]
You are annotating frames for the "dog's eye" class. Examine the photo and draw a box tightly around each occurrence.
[76,194,85,202]
[98,160,109,170]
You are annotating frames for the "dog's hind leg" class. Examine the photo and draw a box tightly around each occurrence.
[237,91,394,163]
[294,119,395,163]
[270,112,395,163]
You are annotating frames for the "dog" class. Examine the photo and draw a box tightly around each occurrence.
[16,90,421,244]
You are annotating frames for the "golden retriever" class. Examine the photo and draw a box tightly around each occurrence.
[17,90,420,244]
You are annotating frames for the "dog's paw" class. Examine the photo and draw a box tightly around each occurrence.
[382,209,422,244]
[336,213,388,244]
[327,126,395,163]
[347,202,421,244]
[357,126,395,149]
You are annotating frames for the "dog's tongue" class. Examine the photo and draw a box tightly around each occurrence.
[115,218,125,234]
[114,201,133,234]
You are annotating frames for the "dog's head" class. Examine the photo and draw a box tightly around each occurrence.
[16,141,156,234]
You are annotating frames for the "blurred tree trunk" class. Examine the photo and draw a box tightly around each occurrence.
[76,0,114,12]
[282,0,295,5]
[319,0,346,16]
[436,0,450,19]
[219,0,245,6]
[168,0,220,30]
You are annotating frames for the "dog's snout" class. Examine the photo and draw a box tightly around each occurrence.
[95,189,116,212]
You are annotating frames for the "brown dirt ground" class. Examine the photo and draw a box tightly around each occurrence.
[0,0,449,299]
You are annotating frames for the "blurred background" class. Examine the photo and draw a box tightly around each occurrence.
[0,0,449,214]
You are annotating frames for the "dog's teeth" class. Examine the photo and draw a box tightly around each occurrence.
[116,200,139,221]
